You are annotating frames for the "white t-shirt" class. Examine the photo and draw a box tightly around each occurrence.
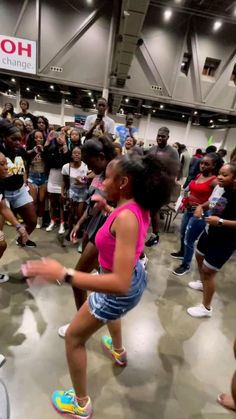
[61,162,88,190]
[84,114,115,137]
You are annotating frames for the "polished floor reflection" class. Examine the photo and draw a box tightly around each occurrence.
[0,222,235,419]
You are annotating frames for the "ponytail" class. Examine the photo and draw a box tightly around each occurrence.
[118,153,177,212]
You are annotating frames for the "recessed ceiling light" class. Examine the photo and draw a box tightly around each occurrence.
[88,92,92,96]
[194,111,198,115]
[164,9,172,21]
[210,119,214,123]
[8,89,11,93]
[182,114,185,118]
[37,94,40,98]
[11,78,15,83]
[65,99,68,103]
[93,104,96,108]
[181,62,185,67]
[125,98,129,103]
[86,0,93,4]
[152,109,156,113]
[91,98,94,102]
[142,104,152,109]
[174,0,182,3]
[26,87,30,91]
[213,20,222,31]
[218,117,229,122]
[50,85,54,90]
[160,104,164,109]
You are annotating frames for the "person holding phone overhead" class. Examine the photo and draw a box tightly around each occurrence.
[83,97,115,140]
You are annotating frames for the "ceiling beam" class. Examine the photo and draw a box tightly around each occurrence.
[187,27,203,103]
[13,0,29,36]
[39,6,104,73]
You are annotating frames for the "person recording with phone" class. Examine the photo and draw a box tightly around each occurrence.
[83,97,115,141]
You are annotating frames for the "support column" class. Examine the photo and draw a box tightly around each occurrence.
[184,116,192,144]
[221,128,230,149]
[102,4,117,101]
[144,113,151,147]
[61,98,65,126]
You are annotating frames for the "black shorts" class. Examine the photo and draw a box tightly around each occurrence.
[196,230,236,271]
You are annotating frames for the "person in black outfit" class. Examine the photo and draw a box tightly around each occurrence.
[0,119,37,247]
[15,99,35,126]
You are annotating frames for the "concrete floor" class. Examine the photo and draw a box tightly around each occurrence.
[0,221,236,419]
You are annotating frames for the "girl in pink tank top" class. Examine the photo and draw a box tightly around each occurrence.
[23,152,177,418]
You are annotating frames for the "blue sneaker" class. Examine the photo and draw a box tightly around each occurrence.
[101,335,127,366]
[52,388,92,418]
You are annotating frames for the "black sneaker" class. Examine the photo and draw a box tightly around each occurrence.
[170,251,184,260]
[16,238,37,248]
[172,264,190,276]
[145,234,160,247]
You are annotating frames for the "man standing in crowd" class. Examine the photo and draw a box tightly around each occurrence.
[145,126,179,247]
[115,114,138,146]
[84,97,115,140]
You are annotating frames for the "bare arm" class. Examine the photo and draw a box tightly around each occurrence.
[23,209,139,295]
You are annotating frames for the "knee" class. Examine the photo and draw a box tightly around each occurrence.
[65,326,84,350]
[202,264,214,278]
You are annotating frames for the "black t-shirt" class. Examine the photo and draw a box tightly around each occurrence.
[15,112,36,125]
[209,188,236,243]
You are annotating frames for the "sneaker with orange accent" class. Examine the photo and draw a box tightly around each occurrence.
[101,335,127,366]
[52,388,92,418]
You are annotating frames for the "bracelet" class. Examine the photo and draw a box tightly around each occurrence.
[57,268,75,286]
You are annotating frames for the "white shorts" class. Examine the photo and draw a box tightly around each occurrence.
[47,169,62,194]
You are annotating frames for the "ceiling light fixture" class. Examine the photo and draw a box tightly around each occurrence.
[182,114,185,118]
[26,87,30,91]
[8,89,11,93]
[88,92,92,96]
[194,111,198,115]
[50,85,54,90]
[210,119,214,123]
[11,78,16,83]
[213,20,222,31]
[37,94,40,98]
[152,109,156,113]
[91,98,94,102]
[160,104,164,109]
[164,9,172,22]
[125,98,129,103]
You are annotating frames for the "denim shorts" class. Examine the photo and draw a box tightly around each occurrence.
[69,188,87,203]
[28,172,48,187]
[196,230,236,271]
[5,185,33,209]
[88,261,147,322]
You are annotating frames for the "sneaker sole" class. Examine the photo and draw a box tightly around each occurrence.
[101,341,127,367]
[52,402,93,418]
[188,285,203,292]
[172,269,190,276]
[170,255,184,260]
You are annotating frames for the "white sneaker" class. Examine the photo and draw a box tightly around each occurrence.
[58,223,65,235]
[140,254,149,270]
[187,304,212,318]
[0,274,9,284]
[188,280,203,291]
[58,323,70,338]
[36,217,43,229]
[0,354,6,367]
[46,220,55,232]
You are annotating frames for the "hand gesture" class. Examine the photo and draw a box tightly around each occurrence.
[18,226,29,244]
[205,216,220,226]
[70,224,80,243]
[22,258,65,283]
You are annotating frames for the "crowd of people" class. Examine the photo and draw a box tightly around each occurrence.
[0,96,236,417]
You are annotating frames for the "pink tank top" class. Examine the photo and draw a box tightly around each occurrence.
[95,201,150,271]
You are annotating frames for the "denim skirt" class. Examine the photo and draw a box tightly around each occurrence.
[88,261,147,322]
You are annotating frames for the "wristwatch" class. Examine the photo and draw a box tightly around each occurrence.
[218,218,224,226]
[57,268,75,286]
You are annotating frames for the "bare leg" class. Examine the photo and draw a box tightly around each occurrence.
[77,202,86,221]
[72,241,98,310]
[196,252,204,282]
[17,202,37,235]
[38,184,47,217]
[65,301,103,401]
[107,319,123,351]
[201,265,217,309]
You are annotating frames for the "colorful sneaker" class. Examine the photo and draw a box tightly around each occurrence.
[101,335,127,366]
[52,389,92,418]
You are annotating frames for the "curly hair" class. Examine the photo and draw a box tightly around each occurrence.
[81,136,116,162]
[117,153,177,212]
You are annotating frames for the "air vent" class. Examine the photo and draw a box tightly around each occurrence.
[151,85,162,91]
[50,66,63,73]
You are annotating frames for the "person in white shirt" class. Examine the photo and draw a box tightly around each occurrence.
[84,98,115,140]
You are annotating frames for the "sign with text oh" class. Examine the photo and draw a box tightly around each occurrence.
[0,35,36,74]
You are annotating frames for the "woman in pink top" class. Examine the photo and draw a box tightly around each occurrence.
[22,153,176,418]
